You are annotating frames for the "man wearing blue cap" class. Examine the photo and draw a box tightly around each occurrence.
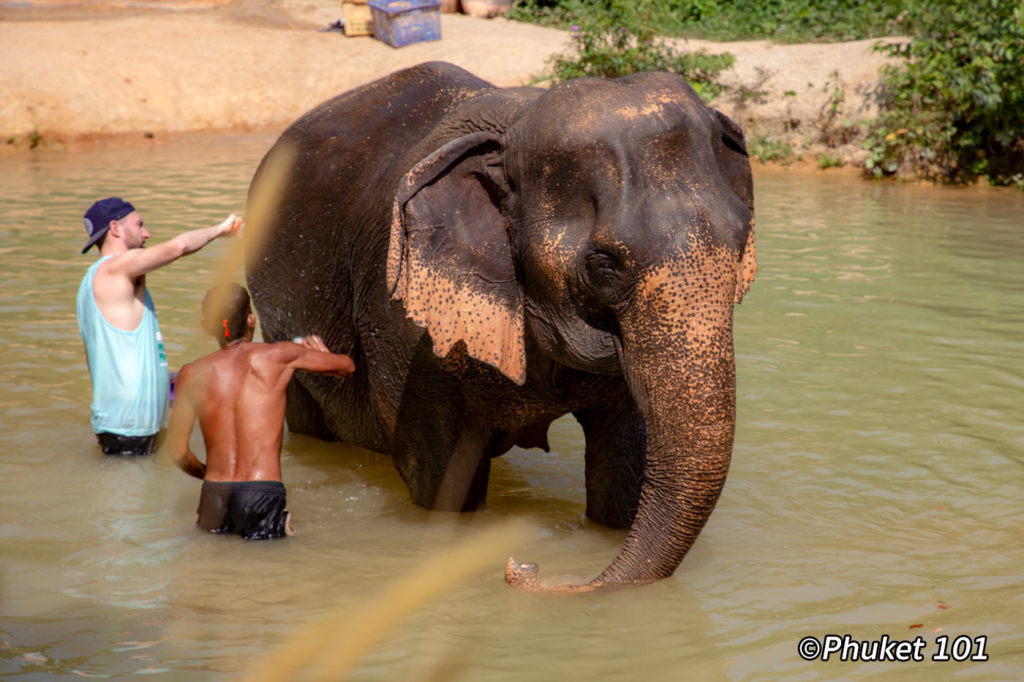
[77,197,241,456]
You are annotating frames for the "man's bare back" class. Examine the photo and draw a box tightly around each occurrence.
[169,336,355,482]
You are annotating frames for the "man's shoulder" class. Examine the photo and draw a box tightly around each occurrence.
[244,340,302,375]
[175,358,199,380]
[246,340,299,362]
[92,251,137,283]
[82,254,109,271]
[178,352,218,377]
[86,254,112,276]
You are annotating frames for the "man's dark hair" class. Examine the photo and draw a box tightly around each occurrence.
[202,283,251,345]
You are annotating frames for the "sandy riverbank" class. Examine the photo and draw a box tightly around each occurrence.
[1,0,901,162]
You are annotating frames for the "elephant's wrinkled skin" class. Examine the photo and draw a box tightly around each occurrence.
[246,62,756,591]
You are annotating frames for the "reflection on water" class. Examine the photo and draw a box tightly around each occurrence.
[2,142,1023,680]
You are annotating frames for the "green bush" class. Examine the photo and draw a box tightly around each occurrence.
[749,135,797,164]
[509,0,908,43]
[864,0,1024,185]
[817,154,842,169]
[688,0,906,42]
[544,23,734,101]
[534,4,734,100]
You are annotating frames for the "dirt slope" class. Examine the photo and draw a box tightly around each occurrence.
[1,0,902,161]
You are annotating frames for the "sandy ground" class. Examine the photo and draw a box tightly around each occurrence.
[1,0,903,161]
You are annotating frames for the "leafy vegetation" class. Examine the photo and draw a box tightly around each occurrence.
[748,135,797,164]
[864,1,1024,186]
[817,154,842,169]
[541,15,734,101]
[692,0,906,42]
[509,0,908,43]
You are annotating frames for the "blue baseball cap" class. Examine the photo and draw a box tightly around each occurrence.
[82,197,135,254]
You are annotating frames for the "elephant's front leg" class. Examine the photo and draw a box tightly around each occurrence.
[433,429,492,511]
[390,343,493,512]
[574,386,647,529]
[393,423,491,512]
[507,390,645,590]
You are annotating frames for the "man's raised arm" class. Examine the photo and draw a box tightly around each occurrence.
[110,214,241,280]
[289,335,356,377]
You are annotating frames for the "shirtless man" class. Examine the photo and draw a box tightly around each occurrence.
[167,283,355,540]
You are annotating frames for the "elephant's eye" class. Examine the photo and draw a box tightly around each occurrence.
[582,250,631,309]
[586,251,621,278]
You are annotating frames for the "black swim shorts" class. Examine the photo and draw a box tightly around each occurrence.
[97,431,161,456]
[196,480,291,541]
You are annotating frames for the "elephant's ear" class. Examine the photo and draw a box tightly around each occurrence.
[712,109,758,304]
[386,132,526,385]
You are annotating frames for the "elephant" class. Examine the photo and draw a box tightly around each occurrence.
[245,61,756,591]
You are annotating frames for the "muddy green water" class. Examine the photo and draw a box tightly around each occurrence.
[1,137,1022,681]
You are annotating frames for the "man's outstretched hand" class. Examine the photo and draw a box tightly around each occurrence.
[297,335,330,352]
[216,214,243,238]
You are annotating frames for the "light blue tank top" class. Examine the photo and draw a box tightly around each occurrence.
[77,256,170,436]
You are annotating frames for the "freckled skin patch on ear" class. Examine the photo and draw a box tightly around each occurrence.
[399,254,527,384]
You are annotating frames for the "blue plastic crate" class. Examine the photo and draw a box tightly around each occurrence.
[368,0,442,48]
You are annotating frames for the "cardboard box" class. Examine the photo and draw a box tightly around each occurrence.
[368,0,441,48]
[342,0,374,37]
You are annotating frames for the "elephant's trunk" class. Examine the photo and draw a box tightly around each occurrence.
[599,337,734,585]
[507,246,738,591]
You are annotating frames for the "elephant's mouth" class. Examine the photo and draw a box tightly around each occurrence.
[525,308,622,374]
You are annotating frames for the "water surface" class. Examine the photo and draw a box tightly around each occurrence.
[1,139,1022,680]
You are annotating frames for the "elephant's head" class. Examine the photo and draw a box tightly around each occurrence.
[386,72,756,590]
